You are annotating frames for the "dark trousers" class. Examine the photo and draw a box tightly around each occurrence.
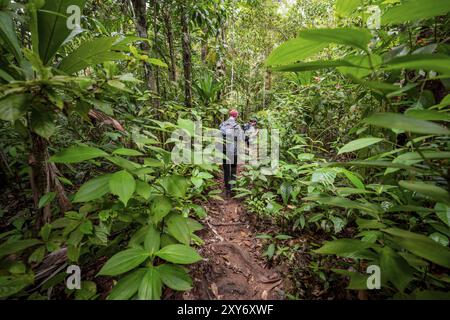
[223,154,237,192]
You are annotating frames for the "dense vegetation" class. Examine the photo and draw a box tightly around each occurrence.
[0,0,449,300]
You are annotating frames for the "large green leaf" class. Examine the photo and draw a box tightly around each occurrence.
[165,214,191,245]
[305,196,381,215]
[0,12,22,63]
[337,54,381,78]
[157,264,193,291]
[0,239,41,259]
[399,181,450,205]
[265,38,327,67]
[383,228,450,268]
[315,239,375,256]
[151,195,173,223]
[435,203,450,227]
[382,0,450,25]
[58,37,127,74]
[379,246,414,292]
[107,269,146,300]
[138,267,162,300]
[266,28,371,67]
[271,60,354,72]
[98,248,150,276]
[384,54,450,76]
[161,175,188,198]
[338,137,384,155]
[73,174,111,203]
[299,28,372,52]
[405,109,450,122]
[0,274,34,298]
[155,244,202,264]
[38,0,87,65]
[144,225,160,256]
[335,0,361,17]
[30,109,56,139]
[364,113,450,135]
[0,94,31,122]
[50,145,108,163]
[109,170,136,207]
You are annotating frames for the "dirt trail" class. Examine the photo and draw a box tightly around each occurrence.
[183,180,285,300]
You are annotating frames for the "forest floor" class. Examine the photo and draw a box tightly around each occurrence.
[180,173,286,300]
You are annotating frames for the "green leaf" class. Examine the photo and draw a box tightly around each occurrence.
[161,175,188,198]
[107,269,146,300]
[59,37,128,74]
[338,137,384,155]
[151,195,173,223]
[299,28,372,52]
[38,192,56,209]
[112,148,144,156]
[399,180,450,205]
[50,145,108,163]
[405,109,450,122]
[0,239,41,259]
[144,225,160,255]
[0,12,23,63]
[384,54,450,76]
[315,239,375,256]
[98,248,150,276]
[364,113,450,135]
[383,228,450,268]
[335,0,361,17]
[435,203,450,227]
[0,274,34,298]
[379,246,414,292]
[0,94,31,122]
[135,180,152,200]
[138,267,162,300]
[157,264,193,291]
[337,54,382,78]
[306,196,381,215]
[73,174,111,203]
[38,0,87,65]
[272,59,354,72]
[382,0,450,25]
[166,214,191,245]
[109,170,136,207]
[265,38,327,67]
[30,109,55,139]
[155,244,202,264]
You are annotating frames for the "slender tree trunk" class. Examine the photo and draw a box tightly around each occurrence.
[29,134,72,229]
[180,0,193,108]
[131,0,159,108]
[163,5,177,82]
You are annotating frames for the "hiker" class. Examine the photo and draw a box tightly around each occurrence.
[219,109,243,197]
[243,117,259,149]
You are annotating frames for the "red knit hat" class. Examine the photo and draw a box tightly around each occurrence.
[229,109,239,118]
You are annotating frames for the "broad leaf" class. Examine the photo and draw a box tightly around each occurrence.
[155,244,202,264]
[50,145,108,163]
[0,94,31,122]
[338,137,384,155]
[73,174,111,203]
[109,170,136,207]
[38,0,87,64]
[107,269,146,300]
[364,113,450,135]
[151,196,173,223]
[144,225,160,255]
[138,267,162,300]
[165,214,191,245]
[382,0,450,25]
[98,248,150,276]
[383,228,450,268]
[399,181,450,205]
[157,264,193,291]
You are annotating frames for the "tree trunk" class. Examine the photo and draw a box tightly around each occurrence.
[29,134,72,229]
[163,5,177,82]
[180,0,193,108]
[131,0,160,108]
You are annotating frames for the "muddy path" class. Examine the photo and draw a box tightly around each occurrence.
[182,179,285,300]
